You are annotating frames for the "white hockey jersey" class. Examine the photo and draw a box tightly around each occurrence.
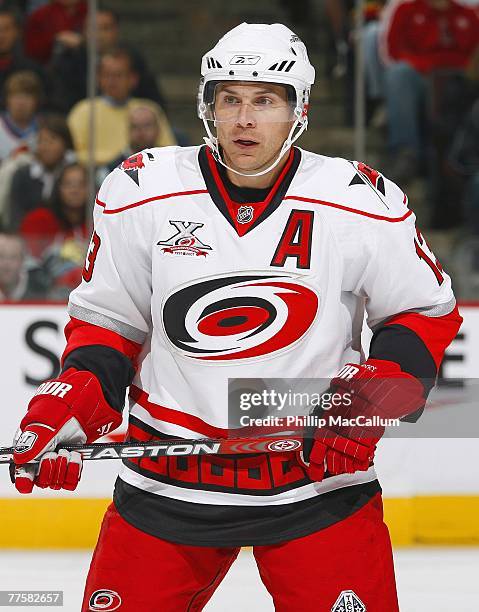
[68,145,456,545]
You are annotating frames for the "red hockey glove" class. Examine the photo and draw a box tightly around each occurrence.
[12,368,122,494]
[301,359,426,482]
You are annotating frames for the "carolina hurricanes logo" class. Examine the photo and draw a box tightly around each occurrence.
[88,589,121,611]
[357,162,385,193]
[349,161,386,203]
[162,273,319,361]
[121,153,144,171]
[120,151,154,186]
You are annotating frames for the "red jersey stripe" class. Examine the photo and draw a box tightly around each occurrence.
[99,190,209,215]
[284,195,413,222]
[385,305,463,368]
[96,188,411,222]
[62,317,143,365]
[129,385,228,438]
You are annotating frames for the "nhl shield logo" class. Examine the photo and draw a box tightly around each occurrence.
[237,205,253,224]
[331,590,366,612]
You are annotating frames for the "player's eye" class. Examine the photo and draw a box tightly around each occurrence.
[222,95,240,105]
[254,97,273,106]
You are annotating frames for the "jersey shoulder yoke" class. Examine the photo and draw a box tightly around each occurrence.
[296,152,411,222]
[96,145,202,214]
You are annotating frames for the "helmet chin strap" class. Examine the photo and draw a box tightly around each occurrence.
[201,114,307,178]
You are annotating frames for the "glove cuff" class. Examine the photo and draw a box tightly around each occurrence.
[332,359,425,419]
[24,368,122,443]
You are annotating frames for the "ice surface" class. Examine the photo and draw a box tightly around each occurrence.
[0,547,477,611]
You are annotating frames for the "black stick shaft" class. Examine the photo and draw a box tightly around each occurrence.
[0,436,303,464]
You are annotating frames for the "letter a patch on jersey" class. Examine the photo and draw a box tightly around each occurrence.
[271,209,313,269]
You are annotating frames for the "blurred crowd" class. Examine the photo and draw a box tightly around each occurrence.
[317,0,479,230]
[317,0,479,295]
[0,0,177,303]
[2,0,479,303]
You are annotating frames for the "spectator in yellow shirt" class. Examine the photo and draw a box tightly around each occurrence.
[67,47,176,165]
[96,105,163,185]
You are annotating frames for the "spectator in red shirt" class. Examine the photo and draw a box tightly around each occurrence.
[20,161,89,298]
[381,0,479,183]
[24,0,87,65]
[20,161,88,253]
[6,113,75,230]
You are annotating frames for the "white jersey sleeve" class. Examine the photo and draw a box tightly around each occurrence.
[68,166,153,344]
[333,169,456,329]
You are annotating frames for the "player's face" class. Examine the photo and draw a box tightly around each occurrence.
[214,83,294,175]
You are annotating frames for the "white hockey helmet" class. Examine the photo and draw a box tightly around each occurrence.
[198,23,316,177]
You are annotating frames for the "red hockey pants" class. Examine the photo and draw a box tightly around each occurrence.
[82,493,398,611]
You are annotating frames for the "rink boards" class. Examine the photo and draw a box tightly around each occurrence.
[0,303,478,547]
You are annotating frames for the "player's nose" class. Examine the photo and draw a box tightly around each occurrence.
[235,103,257,128]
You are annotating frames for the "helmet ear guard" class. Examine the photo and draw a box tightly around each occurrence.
[197,23,315,177]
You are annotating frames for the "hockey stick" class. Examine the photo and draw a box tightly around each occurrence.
[0,436,304,464]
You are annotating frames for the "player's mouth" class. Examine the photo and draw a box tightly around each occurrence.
[233,139,259,149]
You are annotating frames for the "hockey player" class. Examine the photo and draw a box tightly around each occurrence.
[12,23,461,611]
